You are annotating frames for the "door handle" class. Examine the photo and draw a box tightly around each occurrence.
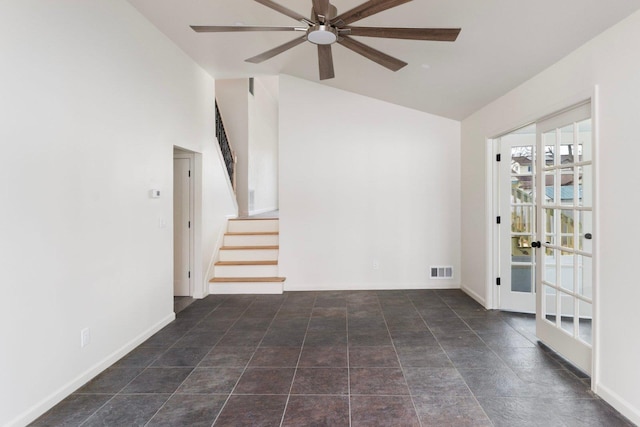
[585,233,593,240]
[531,241,542,248]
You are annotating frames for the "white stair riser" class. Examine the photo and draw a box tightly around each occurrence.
[228,219,279,233]
[219,249,279,262]
[209,281,283,295]
[214,264,279,278]
[224,234,279,246]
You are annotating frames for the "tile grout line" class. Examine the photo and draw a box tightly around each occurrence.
[141,296,237,424]
[278,294,317,427]
[447,298,586,393]
[186,296,271,426]
[197,298,268,426]
[410,291,497,426]
[379,292,425,427]
[43,291,623,426]
[209,294,290,426]
[78,296,231,427]
[434,293,505,426]
[141,295,255,427]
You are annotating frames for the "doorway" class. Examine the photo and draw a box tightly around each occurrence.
[173,151,193,298]
[494,102,594,375]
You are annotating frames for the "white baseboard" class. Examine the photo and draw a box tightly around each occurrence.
[209,281,284,294]
[594,382,640,426]
[283,282,461,292]
[460,285,487,308]
[9,313,175,427]
[202,218,230,298]
[248,206,278,216]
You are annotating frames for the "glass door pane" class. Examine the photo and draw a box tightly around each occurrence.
[536,103,593,375]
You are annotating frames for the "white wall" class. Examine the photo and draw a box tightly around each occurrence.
[248,77,279,214]
[0,2,235,426]
[279,75,461,291]
[461,10,640,424]
[216,79,249,216]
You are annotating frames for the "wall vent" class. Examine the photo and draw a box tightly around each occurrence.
[430,266,453,279]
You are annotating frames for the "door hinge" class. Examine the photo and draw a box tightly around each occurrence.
[496,153,501,162]
[188,271,191,278]
[188,221,191,229]
[188,170,191,177]
[496,277,501,286]
[496,216,501,224]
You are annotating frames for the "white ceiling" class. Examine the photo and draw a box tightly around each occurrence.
[128,0,640,120]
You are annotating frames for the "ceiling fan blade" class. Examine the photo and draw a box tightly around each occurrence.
[254,0,311,24]
[191,25,305,33]
[312,0,331,22]
[332,0,412,26]
[338,35,407,71]
[245,36,307,63]
[344,27,461,41]
[318,44,335,80]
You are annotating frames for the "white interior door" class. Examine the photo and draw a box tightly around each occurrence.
[498,125,537,313]
[535,103,593,374]
[173,157,191,297]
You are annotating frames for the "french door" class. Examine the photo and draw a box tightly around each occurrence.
[498,125,537,313]
[535,103,593,374]
[497,102,594,374]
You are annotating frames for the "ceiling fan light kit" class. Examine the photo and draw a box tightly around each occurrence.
[307,25,338,45]
[191,0,461,80]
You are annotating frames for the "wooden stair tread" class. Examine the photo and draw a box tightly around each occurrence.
[210,277,286,283]
[225,231,278,236]
[215,260,277,266]
[220,245,279,250]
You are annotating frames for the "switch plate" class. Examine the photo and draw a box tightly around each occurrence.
[80,328,91,348]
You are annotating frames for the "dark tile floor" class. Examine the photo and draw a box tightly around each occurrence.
[31,290,634,427]
[173,296,195,314]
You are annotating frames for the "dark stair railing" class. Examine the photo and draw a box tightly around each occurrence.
[215,101,236,190]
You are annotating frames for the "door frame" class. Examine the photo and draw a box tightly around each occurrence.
[486,86,600,389]
[173,151,194,297]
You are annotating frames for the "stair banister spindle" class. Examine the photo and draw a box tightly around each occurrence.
[215,101,235,189]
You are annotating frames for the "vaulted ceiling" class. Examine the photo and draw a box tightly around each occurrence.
[128,0,640,120]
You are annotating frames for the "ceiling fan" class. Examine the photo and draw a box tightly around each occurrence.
[191,0,461,80]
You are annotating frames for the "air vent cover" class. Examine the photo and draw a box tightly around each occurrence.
[430,266,453,279]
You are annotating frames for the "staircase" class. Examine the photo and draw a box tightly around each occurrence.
[209,218,285,294]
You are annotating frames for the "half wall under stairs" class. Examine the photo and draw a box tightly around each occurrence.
[209,218,285,294]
